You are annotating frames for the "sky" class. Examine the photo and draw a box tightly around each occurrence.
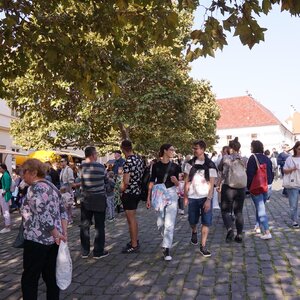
[189,3,300,123]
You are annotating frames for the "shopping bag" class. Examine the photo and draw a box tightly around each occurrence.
[56,241,72,290]
[212,187,220,209]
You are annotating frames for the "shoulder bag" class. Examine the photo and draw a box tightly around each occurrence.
[249,154,268,196]
[282,158,300,189]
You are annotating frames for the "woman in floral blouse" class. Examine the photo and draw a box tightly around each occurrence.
[21,159,68,300]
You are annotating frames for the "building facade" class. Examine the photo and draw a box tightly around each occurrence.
[215,96,295,157]
[0,100,16,169]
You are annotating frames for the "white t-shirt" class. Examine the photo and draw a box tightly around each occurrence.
[184,159,218,199]
[283,156,300,171]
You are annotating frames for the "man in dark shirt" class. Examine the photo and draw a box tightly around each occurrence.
[120,140,145,253]
[80,146,109,259]
[112,150,125,175]
[277,144,290,196]
[45,161,60,189]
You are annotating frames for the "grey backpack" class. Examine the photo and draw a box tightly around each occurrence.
[227,158,247,189]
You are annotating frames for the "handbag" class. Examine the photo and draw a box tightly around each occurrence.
[249,154,268,196]
[282,158,300,189]
[12,219,24,248]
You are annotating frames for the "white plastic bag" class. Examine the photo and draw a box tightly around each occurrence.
[56,241,72,290]
[212,187,220,209]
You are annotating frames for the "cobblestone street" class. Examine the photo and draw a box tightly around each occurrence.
[1,180,300,300]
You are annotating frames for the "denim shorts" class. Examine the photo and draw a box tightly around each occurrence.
[188,197,212,227]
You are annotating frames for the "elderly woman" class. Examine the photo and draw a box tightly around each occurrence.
[21,159,68,300]
[0,163,12,233]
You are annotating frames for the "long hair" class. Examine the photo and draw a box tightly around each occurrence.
[159,144,173,158]
[290,141,300,157]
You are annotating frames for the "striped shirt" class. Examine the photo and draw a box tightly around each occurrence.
[81,162,106,194]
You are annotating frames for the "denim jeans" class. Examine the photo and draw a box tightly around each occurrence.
[251,192,269,231]
[286,188,300,223]
[157,187,178,249]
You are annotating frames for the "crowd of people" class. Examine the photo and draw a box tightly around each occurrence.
[0,138,300,299]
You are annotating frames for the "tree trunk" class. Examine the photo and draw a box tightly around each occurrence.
[119,122,130,140]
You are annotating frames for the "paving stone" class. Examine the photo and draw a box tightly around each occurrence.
[1,185,298,299]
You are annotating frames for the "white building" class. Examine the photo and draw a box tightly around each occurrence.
[0,100,19,170]
[215,96,295,157]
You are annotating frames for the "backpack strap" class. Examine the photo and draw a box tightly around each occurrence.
[162,162,172,184]
[252,154,260,169]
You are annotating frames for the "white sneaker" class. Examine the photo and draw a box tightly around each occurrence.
[253,226,261,234]
[0,227,11,234]
[260,233,272,240]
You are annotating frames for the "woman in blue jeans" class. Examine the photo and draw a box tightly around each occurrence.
[146,144,180,261]
[246,140,274,240]
[283,141,300,228]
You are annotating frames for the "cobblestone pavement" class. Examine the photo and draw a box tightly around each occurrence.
[1,180,300,300]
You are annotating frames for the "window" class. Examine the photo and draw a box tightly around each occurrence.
[251,133,257,139]
[226,135,232,140]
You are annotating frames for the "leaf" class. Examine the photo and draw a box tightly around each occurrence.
[262,0,272,14]
[166,11,179,27]
[116,0,128,10]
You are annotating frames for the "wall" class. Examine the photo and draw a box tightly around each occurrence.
[215,124,294,157]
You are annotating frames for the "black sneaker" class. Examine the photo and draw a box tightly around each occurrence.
[126,240,140,250]
[199,245,211,257]
[226,229,234,243]
[234,235,243,243]
[163,248,172,261]
[122,243,140,254]
[93,251,109,259]
[191,232,198,245]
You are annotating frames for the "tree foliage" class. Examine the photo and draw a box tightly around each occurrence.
[187,0,300,60]
[0,0,192,99]
[10,47,219,155]
[2,1,299,154]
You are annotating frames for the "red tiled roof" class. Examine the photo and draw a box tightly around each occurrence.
[216,96,281,129]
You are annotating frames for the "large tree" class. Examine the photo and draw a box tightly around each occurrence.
[2,1,298,152]
[10,47,219,155]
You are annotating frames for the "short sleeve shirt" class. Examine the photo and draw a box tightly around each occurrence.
[150,161,181,188]
[184,159,217,199]
[123,155,145,195]
[284,156,300,170]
